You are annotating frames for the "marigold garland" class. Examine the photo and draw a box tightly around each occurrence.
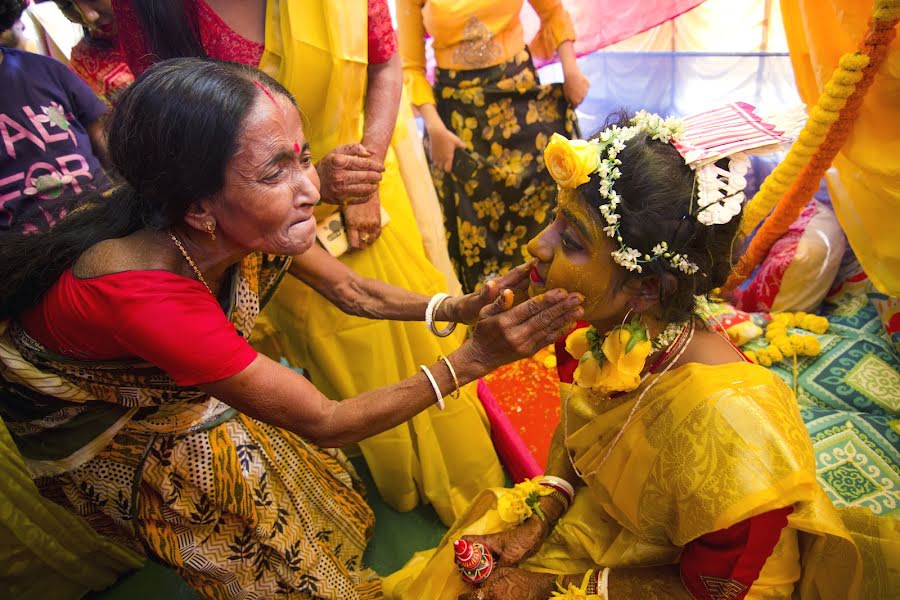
[726,0,899,292]
[744,311,828,367]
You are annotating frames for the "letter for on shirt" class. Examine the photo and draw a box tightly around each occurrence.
[56,154,93,195]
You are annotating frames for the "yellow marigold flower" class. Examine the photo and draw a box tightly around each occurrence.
[744,350,758,364]
[875,4,900,20]
[771,313,795,326]
[804,121,829,137]
[757,351,773,367]
[781,155,809,170]
[802,336,822,355]
[809,106,840,125]
[838,53,871,71]
[766,326,787,341]
[833,70,865,85]
[819,96,848,112]
[764,335,794,361]
[512,478,551,500]
[798,130,826,147]
[809,321,826,335]
[544,133,601,189]
[824,81,856,99]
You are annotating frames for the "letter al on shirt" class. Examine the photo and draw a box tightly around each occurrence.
[0,103,97,204]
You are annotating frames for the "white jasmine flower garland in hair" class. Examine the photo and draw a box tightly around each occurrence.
[543,104,799,276]
[544,112,700,276]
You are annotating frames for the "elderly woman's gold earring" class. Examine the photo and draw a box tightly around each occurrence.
[205,221,217,241]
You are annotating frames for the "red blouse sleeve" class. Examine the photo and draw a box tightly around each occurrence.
[111,275,258,386]
[680,507,793,600]
[24,270,258,387]
[368,0,398,64]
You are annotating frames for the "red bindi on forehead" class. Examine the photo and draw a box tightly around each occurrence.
[293,142,301,154]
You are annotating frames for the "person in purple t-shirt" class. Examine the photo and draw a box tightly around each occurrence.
[1,0,110,232]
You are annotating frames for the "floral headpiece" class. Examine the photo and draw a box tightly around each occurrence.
[543,103,802,276]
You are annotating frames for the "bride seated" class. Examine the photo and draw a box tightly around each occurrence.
[384,107,897,600]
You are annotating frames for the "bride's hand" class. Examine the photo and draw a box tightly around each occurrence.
[440,261,534,325]
[457,567,556,600]
[459,517,548,568]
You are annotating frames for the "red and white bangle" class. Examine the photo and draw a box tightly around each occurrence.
[539,476,574,511]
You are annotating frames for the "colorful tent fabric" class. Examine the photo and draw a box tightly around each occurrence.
[520,0,706,60]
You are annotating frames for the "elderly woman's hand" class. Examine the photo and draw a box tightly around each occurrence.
[441,261,534,325]
[317,144,385,205]
[460,287,583,374]
[457,567,556,600]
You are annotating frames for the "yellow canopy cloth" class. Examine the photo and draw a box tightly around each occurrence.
[782,0,900,296]
[258,0,501,525]
[0,416,143,597]
[384,363,899,599]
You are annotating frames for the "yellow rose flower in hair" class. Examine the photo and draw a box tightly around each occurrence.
[544,133,601,189]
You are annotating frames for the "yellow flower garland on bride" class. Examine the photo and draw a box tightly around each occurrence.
[565,320,654,395]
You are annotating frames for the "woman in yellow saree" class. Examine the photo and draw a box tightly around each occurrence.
[384,110,899,599]
[110,0,501,525]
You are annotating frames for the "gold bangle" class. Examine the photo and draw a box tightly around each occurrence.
[545,488,571,512]
[437,355,461,399]
[585,568,599,595]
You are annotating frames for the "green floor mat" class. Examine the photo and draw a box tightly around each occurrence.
[86,456,448,599]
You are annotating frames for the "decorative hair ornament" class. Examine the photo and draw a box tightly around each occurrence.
[543,103,802,276]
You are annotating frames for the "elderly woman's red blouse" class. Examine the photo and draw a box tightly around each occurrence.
[21,269,258,387]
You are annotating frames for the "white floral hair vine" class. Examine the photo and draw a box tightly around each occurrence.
[543,102,802,276]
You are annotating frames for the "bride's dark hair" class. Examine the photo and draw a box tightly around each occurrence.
[578,111,744,323]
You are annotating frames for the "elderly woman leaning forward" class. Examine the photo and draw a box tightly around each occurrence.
[0,58,584,599]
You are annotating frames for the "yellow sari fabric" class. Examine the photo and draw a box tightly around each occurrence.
[781,0,900,296]
[0,418,143,597]
[385,363,899,599]
[258,0,500,525]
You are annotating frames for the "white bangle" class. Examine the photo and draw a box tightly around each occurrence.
[599,567,610,600]
[425,293,457,337]
[540,476,575,501]
[437,355,460,399]
[420,364,445,410]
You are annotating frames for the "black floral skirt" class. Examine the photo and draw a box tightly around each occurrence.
[429,49,578,293]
